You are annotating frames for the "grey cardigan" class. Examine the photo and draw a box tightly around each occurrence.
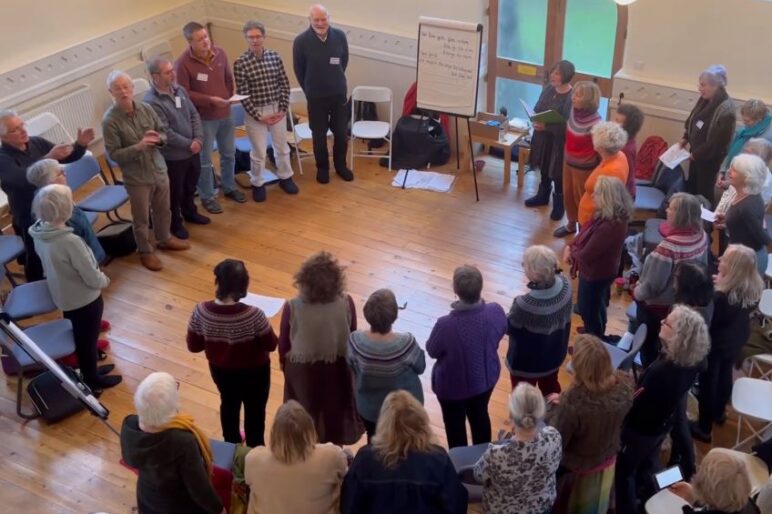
[144,84,203,162]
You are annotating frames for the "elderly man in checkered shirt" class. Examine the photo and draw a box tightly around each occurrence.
[234,20,299,202]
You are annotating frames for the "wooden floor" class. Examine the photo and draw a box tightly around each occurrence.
[0,149,744,513]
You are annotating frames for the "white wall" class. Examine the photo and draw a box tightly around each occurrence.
[0,0,191,75]
[622,0,772,100]
[231,0,486,38]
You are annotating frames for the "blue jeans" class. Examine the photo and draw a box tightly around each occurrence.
[199,117,236,200]
[756,247,768,276]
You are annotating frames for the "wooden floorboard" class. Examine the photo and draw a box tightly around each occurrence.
[0,152,742,513]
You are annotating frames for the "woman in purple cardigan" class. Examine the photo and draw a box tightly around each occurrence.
[426,265,507,448]
[565,176,633,339]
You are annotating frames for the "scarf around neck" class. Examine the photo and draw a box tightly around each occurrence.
[163,413,214,476]
[725,113,772,166]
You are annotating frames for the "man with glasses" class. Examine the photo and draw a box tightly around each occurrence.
[145,56,211,239]
[234,20,298,202]
[0,109,94,281]
[175,21,247,214]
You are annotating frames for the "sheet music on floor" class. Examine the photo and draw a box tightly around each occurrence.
[392,169,456,192]
[241,292,285,317]
[659,143,691,170]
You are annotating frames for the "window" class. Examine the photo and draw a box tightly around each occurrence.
[487,0,627,117]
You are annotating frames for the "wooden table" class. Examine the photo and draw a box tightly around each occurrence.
[470,130,527,188]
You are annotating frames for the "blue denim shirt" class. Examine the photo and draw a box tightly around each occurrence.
[68,206,106,264]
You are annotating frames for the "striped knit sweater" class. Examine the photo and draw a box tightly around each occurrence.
[507,275,573,377]
[347,331,426,422]
[187,301,278,369]
[634,229,709,307]
[565,108,601,170]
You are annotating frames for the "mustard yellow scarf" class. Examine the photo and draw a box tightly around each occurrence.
[163,413,214,476]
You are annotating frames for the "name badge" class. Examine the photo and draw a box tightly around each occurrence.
[174,96,182,109]
[329,57,341,65]
[696,120,704,130]
[196,73,209,82]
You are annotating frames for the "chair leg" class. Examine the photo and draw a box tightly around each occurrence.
[350,136,355,171]
[295,141,304,175]
[16,372,40,420]
[4,265,18,287]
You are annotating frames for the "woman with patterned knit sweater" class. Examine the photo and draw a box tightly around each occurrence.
[553,81,602,238]
[280,251,365,445]
[347,288,426,442]
[634,193,708,367]
[507,245,572,396]
[187,259,278,447]
[427,264,507,448]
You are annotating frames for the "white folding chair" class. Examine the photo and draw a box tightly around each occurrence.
[732,377,772,449]
[132,78,151,102]
[287,87,331,175]
[751,353,772,380]
[644,490,688,514]
[761,289,772,327]
[350,86,392,171]
[710,448,770,495]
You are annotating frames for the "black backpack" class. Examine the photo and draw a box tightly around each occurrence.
[388,116,450,170]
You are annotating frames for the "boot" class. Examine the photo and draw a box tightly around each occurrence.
[550,193,565,221]
[525,179,551,207]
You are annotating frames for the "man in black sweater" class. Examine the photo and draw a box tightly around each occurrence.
[0,110,94,281]
[293,4,353,184]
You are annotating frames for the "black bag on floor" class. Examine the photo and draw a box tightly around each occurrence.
[27,367,86,422]
[389,115,451,169]
[97,222,137,258]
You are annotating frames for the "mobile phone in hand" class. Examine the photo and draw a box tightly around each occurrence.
[654,465,683,490]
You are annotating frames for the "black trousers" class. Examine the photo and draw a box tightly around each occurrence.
[697,353,734,434]
[668,393,696,480]
[637,301,667,368]
[165,156,201,229]
[438,388,494,448]
[615,425,666,514]
[210,363,271,448]
[17,220,44,282]
[361,416,377,444]
[307,94,348,173]
[63,295,104,386]
[578,277,613,338]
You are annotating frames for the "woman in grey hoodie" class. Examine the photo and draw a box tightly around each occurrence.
[29,184,121,390]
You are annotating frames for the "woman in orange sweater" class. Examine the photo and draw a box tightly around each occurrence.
[577,121,630,227]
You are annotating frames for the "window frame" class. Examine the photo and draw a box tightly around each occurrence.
[486,0,628,110]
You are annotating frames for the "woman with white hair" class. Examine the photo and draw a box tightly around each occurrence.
[692,244,764,443]
[715,154,772,274]
[566,176,633,338]
[575,121,629,227]
[670,449,760,514]
[506,246,572,396]
[120,372,224,514]
[28,184,121,390]
[474,383,562,514]
[615,305,711,514]
[680,65,736,204]
[26,158,106,263]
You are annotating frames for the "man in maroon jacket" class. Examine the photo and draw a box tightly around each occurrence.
[175,21,246,214]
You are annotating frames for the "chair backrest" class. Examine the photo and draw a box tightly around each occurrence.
[352,86,392,103]
[25,112,73,143]
[64,155,102,192]
[231,103,246,127]
[133,78,151,102]
[619,323,647,370]
[289,87,306,104]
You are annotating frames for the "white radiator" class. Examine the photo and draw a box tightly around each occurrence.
[21,84,95,143]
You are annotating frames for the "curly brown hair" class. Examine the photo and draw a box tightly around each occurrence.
[294,251,346,303]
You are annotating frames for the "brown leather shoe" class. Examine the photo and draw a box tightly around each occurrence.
[140,252,163,271]
[157,236,191,251]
